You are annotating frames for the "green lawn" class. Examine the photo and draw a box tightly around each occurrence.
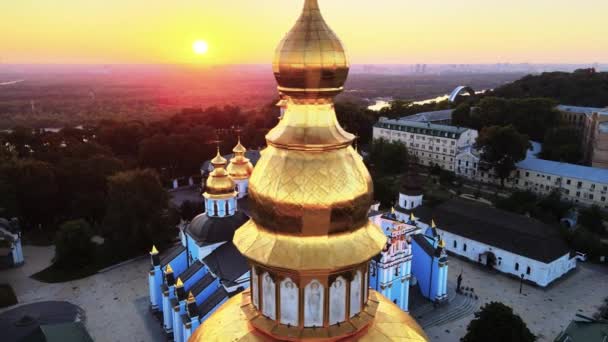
[0,283,18,308]
[31,263,101,283]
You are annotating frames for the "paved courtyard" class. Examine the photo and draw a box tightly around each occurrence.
[1,245,163,342]
[425,257,608,342]
[3,245,608,342]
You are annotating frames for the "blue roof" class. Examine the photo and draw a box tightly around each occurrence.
[517,142,608,184]
[556,105,605,115]
[375,118,469,137]
[400,109,453,123]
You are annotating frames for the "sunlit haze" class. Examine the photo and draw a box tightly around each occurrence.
[1,0,607,64]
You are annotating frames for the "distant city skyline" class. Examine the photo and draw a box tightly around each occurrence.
[1,0,607,65]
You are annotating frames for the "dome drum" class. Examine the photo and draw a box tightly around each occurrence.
[248,261,370,339]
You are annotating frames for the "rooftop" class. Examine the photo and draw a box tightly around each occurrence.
[376,118,469,138]
[400,109,454,123]
[555,319,608,342]
[517,141,608,184]
[415,198,571,263]
[557,105,606,115]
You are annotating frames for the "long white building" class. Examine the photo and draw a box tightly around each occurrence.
[416,199,576,287]
[373,117,478,171]
[455,142,608,209]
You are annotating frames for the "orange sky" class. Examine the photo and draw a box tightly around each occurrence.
[1,0,607,64]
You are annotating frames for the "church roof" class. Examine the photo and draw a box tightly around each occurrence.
[411,234,435,257]
[187,211,249,246]
[160,244,186,267]
[197,287,228,319]
[416,198,571,263]
[190,273,215,297]
[203,242,249,288]
[178,260,204,283]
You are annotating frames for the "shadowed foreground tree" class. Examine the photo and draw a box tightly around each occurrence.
[53,219,94,268]
[476,125,530,186]
[103,169,174,257]
[368,138,409,176]
[461,302,536,342]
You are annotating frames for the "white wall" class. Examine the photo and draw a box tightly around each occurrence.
[437,229,575,287]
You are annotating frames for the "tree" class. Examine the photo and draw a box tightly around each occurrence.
[11,159,60,230]
[461,302,536,342]
[476,125,530,186]
[179,200,203,222]
[491,70,608,107]
[54,219,94,268]
[578,205,605,234]
[540,127,583,163]
[368,138,409,177]
[103,169,174,257]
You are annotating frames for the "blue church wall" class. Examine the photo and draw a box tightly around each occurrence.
[195,278,221,306]
[369,263,379,291]
[183,267,208,291]
[167,251,188,278]
[186,236,200,263]
[411,240,440,301]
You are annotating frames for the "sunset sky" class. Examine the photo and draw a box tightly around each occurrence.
[1,0,607,65]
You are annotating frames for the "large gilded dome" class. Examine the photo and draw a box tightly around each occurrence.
[189,1,428,341]
[272,0,349,99]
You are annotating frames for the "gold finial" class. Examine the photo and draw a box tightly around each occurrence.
[176,277,184,288]
[210,147,227,168]
[187,291,196,303]
[438,238,445,248]
[410,213,416,222]
[165,264,173,274]
[390,206,395,214]
[431,219,436,228]
[273,0,349,99]
[150,245,159,255]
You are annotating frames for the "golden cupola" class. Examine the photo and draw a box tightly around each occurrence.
[226,137,254,180]
[190,0,428,341]
[204,149,236,198]
[273,0,349,99]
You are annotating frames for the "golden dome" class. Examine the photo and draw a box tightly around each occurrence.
[232,137,247,154]
[272,0,349,99]
[191,0,428,341]
[227,138,254,180]
[205,150,236,197]
[189,290,428,342]
[210,149,227,168]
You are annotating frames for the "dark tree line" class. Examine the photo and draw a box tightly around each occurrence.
[0,103,281,270]
[490,69,608,107]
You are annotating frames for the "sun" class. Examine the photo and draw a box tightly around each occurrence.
[193,40,209,55]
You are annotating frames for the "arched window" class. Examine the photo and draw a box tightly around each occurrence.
[526,266,531,275]
[261,272,276,320]
[463,243,467,252]
[453,240,457,248]
[251,267,259,309]
[329,276,346,325]
[349,271,362,318]
[280,278,298,326]
[304,280,324,327]
[515,262,519,271]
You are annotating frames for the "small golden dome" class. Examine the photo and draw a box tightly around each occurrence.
[232,138,247,154]
[210,149,227,168]
[227,138,254,180]
[272,0,349,99]
[205,149,236,196]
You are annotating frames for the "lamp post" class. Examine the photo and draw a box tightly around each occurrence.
[519,273,525,294]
